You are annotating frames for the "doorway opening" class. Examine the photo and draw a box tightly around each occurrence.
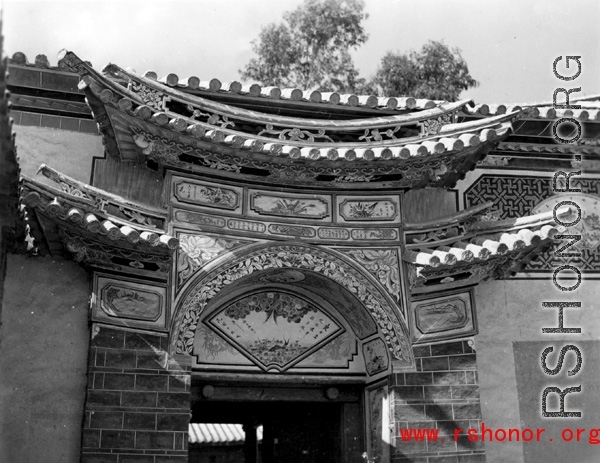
[189,382,364,463]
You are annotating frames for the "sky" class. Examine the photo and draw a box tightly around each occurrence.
[2,0,599,104]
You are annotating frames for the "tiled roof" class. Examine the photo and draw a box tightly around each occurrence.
[20,171,177,252]
[11,51,440,112]
[145,68,439,111]
[463,99,600,120]
[57,51,522,189]
[403,203,573,292]
[188,424,263,445]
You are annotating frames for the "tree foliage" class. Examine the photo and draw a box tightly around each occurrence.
[370,41,478,100]
[240,0,368,92]
[241,2,478,101]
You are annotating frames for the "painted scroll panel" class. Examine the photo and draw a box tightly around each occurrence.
[410,291,476,343]
[206,291,344,372]
[337,195,400,223]
[249,191,331,220]
[171,176,242,212]
[93,274,167,331]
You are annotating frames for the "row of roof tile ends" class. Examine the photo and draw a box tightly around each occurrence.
[9,51,600,119]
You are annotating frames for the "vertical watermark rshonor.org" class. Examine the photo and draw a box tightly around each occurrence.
[540,56,584,420]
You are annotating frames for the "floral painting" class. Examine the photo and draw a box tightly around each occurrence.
[206,291,343,372]
[177,233,250,287]
[341,249,402,302]
[250,192,330,219]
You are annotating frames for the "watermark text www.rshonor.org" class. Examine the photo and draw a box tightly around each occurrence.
[540,56,585,419]
[399,425,600,444]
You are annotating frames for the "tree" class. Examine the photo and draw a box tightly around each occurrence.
[370,41,479,101]
[240,0,368,92]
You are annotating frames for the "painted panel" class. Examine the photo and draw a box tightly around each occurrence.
[250,191,330,219]
[227,219,266,233]
[172,178,241,211]
[93,275,167,331]
[410,291,476,343]
[318,227,350,240]
[268,223,316,238]
[339,197,399,222]
[173,210,226,228]
[351,228,398,240]
[363,338,389,376]
[206,291,344,372]
[101,285,161,321]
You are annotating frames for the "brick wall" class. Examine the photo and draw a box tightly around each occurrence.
[390,340,485,463]
[82,325,191,463]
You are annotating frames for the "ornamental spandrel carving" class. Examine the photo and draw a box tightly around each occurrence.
[177,233,250,288]
[338,249,402,303]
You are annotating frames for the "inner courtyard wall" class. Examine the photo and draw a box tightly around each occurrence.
[475,278,600,463]
[0,254,90,462]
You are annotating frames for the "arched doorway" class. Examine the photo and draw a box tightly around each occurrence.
[171,243,412,463]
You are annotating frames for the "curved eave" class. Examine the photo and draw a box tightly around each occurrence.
[102,63,468,130]
[61,51,483,134]
[101,103,513,189]
[37,164,166,223]
[403,205,573,292]
[103,64,441,114]
[20,176,177,253]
